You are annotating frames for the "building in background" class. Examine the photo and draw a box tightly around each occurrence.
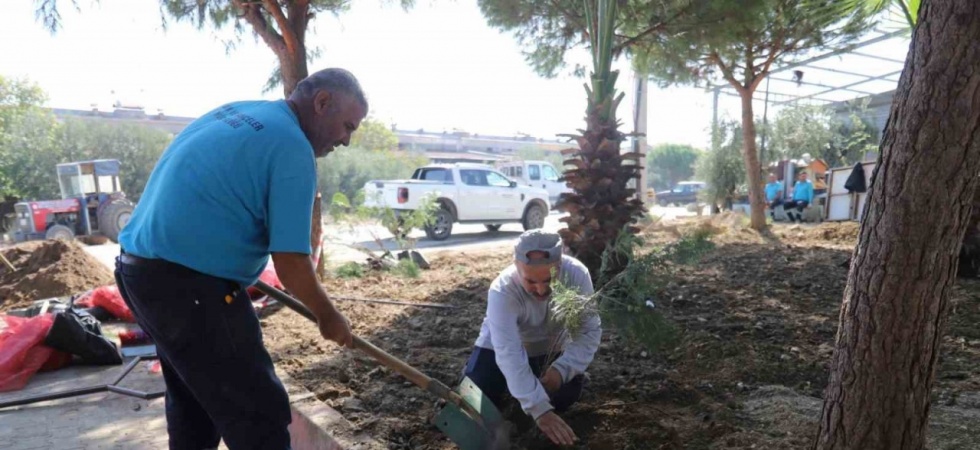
[49,108,567,164]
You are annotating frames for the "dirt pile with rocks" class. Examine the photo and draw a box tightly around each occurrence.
[0,240,115,311]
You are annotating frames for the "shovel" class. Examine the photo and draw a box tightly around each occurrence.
[254,281,509,450]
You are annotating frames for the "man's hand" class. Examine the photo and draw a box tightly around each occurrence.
[272,252,354,348]
[315,304,353,347]
[539,367,562,394]
[535,411,577,446]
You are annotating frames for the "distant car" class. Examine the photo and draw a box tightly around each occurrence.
[655,181,706,206]
[361,163,550,241]
[496,160,570,207]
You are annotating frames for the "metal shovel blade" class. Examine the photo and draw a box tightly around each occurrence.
[433,376,510,450]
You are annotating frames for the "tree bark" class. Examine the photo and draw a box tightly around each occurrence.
[739,90,766,230]
[813,2,980,449]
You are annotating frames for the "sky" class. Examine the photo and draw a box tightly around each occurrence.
[1,0,912,149]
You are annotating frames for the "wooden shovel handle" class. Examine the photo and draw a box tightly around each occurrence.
[254,281,444,397]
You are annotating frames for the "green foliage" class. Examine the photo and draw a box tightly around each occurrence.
[548,227,714,354]
[697,120,746,207]
[328,190,437,258]
[834,0,919,28]
[335,261,364,278]
[391,258,421,278]
[380,192,438,251]
[637,1,874,90]
[0,77,171,201]
[350,119,398,151]
[646,143,701,191]
[35,1,414,94]
[317,146,428,204]
[768,101,879,167]
[57,119,173,201]
[477,0,693,78]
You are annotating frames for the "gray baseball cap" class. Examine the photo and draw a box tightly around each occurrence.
[515,229,562,265]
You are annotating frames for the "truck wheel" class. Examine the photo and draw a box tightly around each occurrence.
[424,209,453,241]
[98,200,134,243]
[522,204,546,231]
[485,224,502,232]
[46,224,75,241]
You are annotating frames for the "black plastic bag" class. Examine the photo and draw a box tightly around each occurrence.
[43,296,122,366]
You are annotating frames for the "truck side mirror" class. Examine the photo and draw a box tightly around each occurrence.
[509,181,517,188]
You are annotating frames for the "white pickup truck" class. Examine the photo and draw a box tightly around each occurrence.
[362,163,551,241]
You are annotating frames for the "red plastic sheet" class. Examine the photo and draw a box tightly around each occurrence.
[0,314,62,392]
[87,285,135,322]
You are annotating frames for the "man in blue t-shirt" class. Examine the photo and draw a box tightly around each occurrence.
[764,174,783,220]
[784,171,815,223]
[115,68,367,450]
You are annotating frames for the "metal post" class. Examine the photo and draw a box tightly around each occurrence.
[632,70,649,205]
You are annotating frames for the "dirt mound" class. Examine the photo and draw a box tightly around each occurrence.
[0,240,115,311]
[775,222,860,247]
[644,212,765,246]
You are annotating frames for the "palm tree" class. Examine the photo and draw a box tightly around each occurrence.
[839,0,919,27]
[557,0,646,283]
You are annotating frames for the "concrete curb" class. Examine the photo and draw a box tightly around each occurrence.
[276,367,381,450]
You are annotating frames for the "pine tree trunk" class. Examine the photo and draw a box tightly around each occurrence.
[739,91,766,230]
[813,2,980,448]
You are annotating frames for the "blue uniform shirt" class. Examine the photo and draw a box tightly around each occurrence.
[764,182,782,202]
[119,100,316,287]
[792,180,815,203]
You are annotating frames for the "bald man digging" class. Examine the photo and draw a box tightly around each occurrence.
[463,230,602,446]
[115,68,366,449]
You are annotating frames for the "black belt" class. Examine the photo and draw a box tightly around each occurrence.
[118,250,242,291]
[118,251,164,268]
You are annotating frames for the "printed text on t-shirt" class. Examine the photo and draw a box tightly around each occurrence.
[215,105,265,131]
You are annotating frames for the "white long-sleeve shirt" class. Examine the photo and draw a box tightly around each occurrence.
[474,255,602,419]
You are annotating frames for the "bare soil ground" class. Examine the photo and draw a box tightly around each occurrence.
[0,240,115,311]
[261,218,980,449]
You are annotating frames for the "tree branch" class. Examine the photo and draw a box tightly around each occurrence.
[710,52,745,95]
[262,0,300,54]
[613,1,697,54]
[232,0,284,52]
[286,0,310,47]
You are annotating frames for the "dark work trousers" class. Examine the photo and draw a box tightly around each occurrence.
[767,199,784,217]
[463,346,584,415]
[114,253,291,450]
[783,200,810,220]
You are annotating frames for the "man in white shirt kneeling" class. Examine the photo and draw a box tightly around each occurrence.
[463,230,602,447]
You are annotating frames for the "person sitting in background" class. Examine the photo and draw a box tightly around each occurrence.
[764,174,783,220]
[783,171,814,223]
[463,230,601,447]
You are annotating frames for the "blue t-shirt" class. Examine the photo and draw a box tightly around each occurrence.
[119,100,316,286]
[764,182,782,202]
[793,180,814,203]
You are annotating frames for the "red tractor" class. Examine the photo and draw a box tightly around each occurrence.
[11,159,135,243]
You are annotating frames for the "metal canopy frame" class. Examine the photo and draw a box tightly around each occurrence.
[709,28,910,107]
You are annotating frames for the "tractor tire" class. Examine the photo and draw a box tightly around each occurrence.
[98,200,134,243]
[522,203,546,231]
[424,208,454,241]
[46,224,75,241]
[484,224,502,233]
